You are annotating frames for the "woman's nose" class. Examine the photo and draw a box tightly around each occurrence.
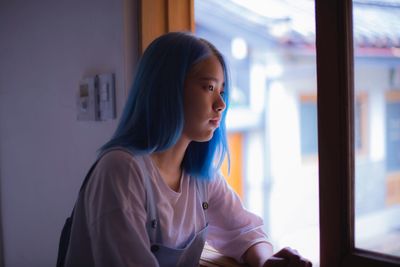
[213,95,226,112]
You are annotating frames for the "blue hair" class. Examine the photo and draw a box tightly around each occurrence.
[100,32,230,180]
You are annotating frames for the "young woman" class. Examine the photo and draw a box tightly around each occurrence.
[63,32,311,267]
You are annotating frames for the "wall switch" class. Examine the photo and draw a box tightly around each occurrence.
[77,73,116,121]
[77,76,99,121]
[97,73,116,121]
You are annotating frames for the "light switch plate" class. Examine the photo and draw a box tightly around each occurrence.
[97,73,116,120]
[77,76,99,121]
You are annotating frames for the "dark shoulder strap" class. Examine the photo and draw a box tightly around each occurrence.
[57,147,136,266]
[78,160,100,194]
[56,160,99,267]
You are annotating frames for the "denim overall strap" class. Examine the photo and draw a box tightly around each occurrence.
[195,178,209,223]
[143,168,161,244]
[144,176,209,267]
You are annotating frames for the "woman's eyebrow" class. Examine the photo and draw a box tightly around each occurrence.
[199,76,225,86]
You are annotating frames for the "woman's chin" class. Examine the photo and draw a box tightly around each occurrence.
[193,131,215,143]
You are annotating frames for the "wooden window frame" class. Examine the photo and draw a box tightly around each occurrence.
[138,0,400,265]
[316,0,399,266]
[138,0,194,54]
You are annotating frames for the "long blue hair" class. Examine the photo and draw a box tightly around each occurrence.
[100,32,230,179]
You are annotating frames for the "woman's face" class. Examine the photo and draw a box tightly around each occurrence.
[182,54,226,142]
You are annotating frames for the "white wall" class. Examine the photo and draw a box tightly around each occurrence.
[0,1,137,266]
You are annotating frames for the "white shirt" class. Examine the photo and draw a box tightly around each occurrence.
[65,149,272,267]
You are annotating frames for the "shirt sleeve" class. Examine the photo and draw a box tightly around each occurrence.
[84,151,159,267]
[206,173,273,262]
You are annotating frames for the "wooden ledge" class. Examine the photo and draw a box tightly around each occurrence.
[200,243,248,267]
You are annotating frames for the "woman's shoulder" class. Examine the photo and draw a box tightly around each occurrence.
[87,148,151,196]
[83,149,150,223]
[97,148,149,169]
[207,171,225,185]
[90,149,154,185]
[205,171,233,196]
[191,172,225,188]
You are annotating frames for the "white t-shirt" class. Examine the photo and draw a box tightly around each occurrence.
[65,149,272,267]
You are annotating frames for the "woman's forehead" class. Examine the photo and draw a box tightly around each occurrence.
[187,55,224,82]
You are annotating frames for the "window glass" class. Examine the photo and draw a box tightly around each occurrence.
[353,0,400,257]
[300,95,318,157]
[195,0,320,265]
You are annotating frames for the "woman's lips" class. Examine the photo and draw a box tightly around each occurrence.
[209,118,221,127]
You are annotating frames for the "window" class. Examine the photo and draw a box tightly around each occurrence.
[317,0,400,265]
[196,1,320,265]
[353,0,400,261]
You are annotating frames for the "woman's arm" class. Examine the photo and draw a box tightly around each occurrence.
[243,242,274,267]
[243,243,312,267]
[206,174,312,267]
[206,174,270,262]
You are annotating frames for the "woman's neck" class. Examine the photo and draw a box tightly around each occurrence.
[150,138,189,191]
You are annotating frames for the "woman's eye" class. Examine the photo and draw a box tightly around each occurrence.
[220,91,225,97]
[208,85,214,91]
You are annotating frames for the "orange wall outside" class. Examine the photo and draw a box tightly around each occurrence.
[221,132,244,200]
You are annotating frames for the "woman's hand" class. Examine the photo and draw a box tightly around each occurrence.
[263,247,312,267]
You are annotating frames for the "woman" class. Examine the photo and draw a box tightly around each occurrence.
[63,32,311,267]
